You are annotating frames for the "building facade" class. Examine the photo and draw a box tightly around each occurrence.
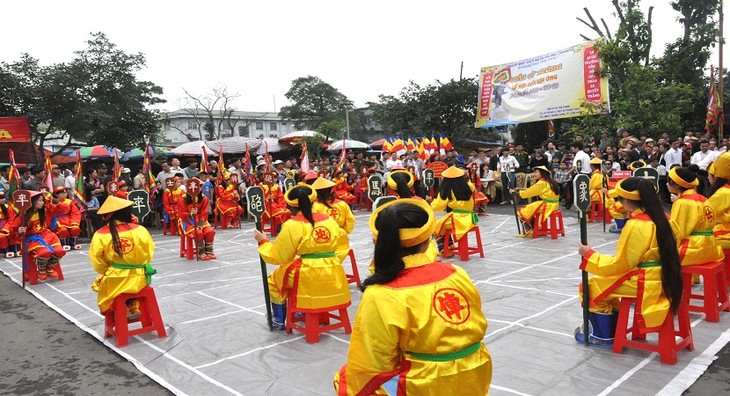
[161,109,295,145]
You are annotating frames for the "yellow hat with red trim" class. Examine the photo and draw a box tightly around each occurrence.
[284,185,317,207]
[387,169,414,189]
[441,166,465,178]
[97,195,133,215]
[369,198,435,248]
[311,177,335,190]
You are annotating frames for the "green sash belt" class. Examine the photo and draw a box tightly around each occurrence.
[542,199,559,204]
[452,209,478,224]
[111,263,157,284]
[407,342,481,362]
[690,230,714,236]
[638,261,661,268]
[301,252,336,259]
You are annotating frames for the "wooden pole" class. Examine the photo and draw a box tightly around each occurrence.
[719,0,724,142]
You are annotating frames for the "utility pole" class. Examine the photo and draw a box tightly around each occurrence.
[346,108,350,140]
[719,0,724,142]
[460,61,464,80]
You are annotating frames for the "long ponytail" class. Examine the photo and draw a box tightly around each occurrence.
[391,173,413,198]
[107,207,134,256]
[627,178,683,313]
[289,186,315,226]
[361,203,429,291]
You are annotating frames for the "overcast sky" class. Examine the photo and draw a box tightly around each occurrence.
[3,1,727,113]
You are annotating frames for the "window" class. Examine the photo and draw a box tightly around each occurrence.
[270,122,277,131]
[187,121,197,130]
[238,126,248,136]
[256,122,264,130]
[281,122,287,127]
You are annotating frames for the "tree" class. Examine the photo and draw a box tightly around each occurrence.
[0,32,165,159]
[171,86,261,141]
[278,76,353,138]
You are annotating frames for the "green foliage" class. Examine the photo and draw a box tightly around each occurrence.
[0,32,165,158]
[317,119,346,140]
[278,76,352,136]
[367,77,494,148]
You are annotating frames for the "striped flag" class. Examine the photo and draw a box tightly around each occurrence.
[217,145,226,178]
[200,146,211,174]
[7,149,21,195]
[143,145,158,196]
[44,152,53,191]
[706,65,723,135]
[337,136,347,173]
[300,141,310,173]
[112,149,121,181]
[73,150,86,207]
[244,143,255,177]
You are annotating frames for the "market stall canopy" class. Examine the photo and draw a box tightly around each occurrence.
[207,137,262,154]
[279,130,328,144]
[121,147,174,162]
[171,141,214,156]
[256,137,288,155]
[369,138,386,148]
[326,139,370,151]
[76,145,123,159]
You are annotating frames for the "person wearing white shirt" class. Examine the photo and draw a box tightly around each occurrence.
[571,142,591,174]
[664,140,683,169]
[384,152,402,170]
[64,174,76,189]
[690,140,711,170]
[498,148,520,204]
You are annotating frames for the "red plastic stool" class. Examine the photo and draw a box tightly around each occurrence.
[285,300,352,344]
[532,210,566,240]
[681,261,730,323]
[104,286,167,347]
[442,218,484,262]
[588,201,611,224]
[23,255,65,286]
[263,212,291,237]
[723,248,730,284]
[179,234,196,260]
[344,249,361,287]
[163,219,178,236]
[612,297,694,365]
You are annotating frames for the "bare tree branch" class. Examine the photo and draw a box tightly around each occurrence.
[601,18,613,40]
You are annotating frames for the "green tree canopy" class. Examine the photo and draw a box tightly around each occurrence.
[0,32,165,158]
[278,76,353,138]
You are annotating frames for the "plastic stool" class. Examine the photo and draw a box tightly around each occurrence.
[263,212,291,237]
[23,255,65,286]
[344,249,361,287]
[163,219,178,236]
[103,286,167,347]
[588,201,611,224]
[612,297,694,365]
[285,301,352,344]
[532,210,566,239]
[681,261,730,323]
[179,234,196,260]
[723,248,730,284]
[442,218,484,262]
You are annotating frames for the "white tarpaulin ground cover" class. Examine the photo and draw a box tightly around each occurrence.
[1,210,729,396]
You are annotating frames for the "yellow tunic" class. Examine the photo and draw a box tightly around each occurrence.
[580,209,668,329]
[670,189,724,266]
[432,183,477,240]
[89,222,155,313]
[708,183,730,250]
[312,200,355,261]
[335,250,492,396]
[589,170,607,203]
[517,179,559,226]
[258,213,350,309]
[607,198,626,219]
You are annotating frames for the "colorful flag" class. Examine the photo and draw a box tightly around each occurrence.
[264,141,271,173]
[217,145,226,177]
[244,143,255,176]
[406,137,416,152]
[417,139,429,161]
[337,137,347,173]
[547,119,555,138]
[44,152,53,191]
[300,141,310,173]
[440,134,453,152]
[73,150,86,207]
[112,149,121,181]
[7,149,20,195]
[200,146,211,174]
[382,137,392,153]
[706,65,724,135]
[143,145,158,196]
[391,138,405,156]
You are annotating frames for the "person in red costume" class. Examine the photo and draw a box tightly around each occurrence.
[215,175,243,229]
[0,192,19,256]
[47,186,82,250]
[162,177,184,235]
[9,191,66,281]
[179,178,216,260]
[114,180,129,199]
[332,169,356,206]
[260,171,291,229]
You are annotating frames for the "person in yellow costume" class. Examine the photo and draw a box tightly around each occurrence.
[588,157,608,203]
[607,181,629,234]
[430,166,478,251]
[254,185,350,331]
[707,152,730,256]
[89,196,157,320]
[667,167,724,266]
[509,165,560,238]
[334,199,492,395]
[311,177,355,261]
[387,167,416,199]
[576,177,683,347]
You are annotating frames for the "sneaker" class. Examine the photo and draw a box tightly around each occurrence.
[609,225,622,234]
[46,268,59,279]
[500,201,509,205]
[272,321,286,332]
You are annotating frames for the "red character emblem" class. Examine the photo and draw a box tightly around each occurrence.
[327,208,339,219]
[705,206,715,223]
[119,237,136,254]
[433,288,470,325]
[312,226,331,243]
